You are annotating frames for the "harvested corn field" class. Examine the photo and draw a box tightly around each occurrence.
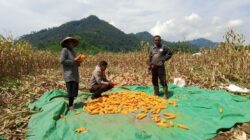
[0,30,250,139]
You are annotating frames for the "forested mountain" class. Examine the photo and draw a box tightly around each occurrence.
[20,15,217,53]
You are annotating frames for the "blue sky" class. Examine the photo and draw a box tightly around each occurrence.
[0,0,250,43]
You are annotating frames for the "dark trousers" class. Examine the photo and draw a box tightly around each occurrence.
[66,81,79,106]
[151,65,167,87]
[89,84,113,99]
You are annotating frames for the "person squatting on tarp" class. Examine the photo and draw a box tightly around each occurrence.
[88,61,115,99]
[148,35,173,98]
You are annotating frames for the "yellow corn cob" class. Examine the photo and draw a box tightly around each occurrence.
[75,126,88,133]
[177,124,189,130]
[157,122,168,128]
[136,113,147,120]
[169,120,174,127]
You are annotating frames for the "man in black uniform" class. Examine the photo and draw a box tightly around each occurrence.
[148,35,173,98]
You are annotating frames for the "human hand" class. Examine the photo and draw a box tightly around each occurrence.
[109,82,119,87]
[74,54,86,63]
[74,60,81,66]
[148,66,151,71]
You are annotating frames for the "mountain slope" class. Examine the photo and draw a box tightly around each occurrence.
[20,15,141,52]
[189,38,218,48]
[20,15,217,53]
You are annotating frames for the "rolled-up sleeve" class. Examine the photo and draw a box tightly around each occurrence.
[163,46,173,61]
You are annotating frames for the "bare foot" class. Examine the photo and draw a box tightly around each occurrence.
[163,94,168,99]
[69,105,75,111]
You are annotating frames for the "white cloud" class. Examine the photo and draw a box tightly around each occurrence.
[75,0,91,4]
[228,19,243,27]
[150,14,213,41]
[150,19,176,36]
[185,31,212,40]
[185,13,200,21]
[0,0,249,43]
[109,21,116,26]
[211,16,221,25]
[149,14,246,41]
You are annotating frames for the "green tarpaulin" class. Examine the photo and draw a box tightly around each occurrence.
[26,85,250,140]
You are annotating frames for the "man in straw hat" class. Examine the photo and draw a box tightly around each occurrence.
[60,36,80,110]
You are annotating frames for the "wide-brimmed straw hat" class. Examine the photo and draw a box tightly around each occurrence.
[60,37,79,47]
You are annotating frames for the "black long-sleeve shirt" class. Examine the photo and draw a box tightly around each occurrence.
[148,44,173,66]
